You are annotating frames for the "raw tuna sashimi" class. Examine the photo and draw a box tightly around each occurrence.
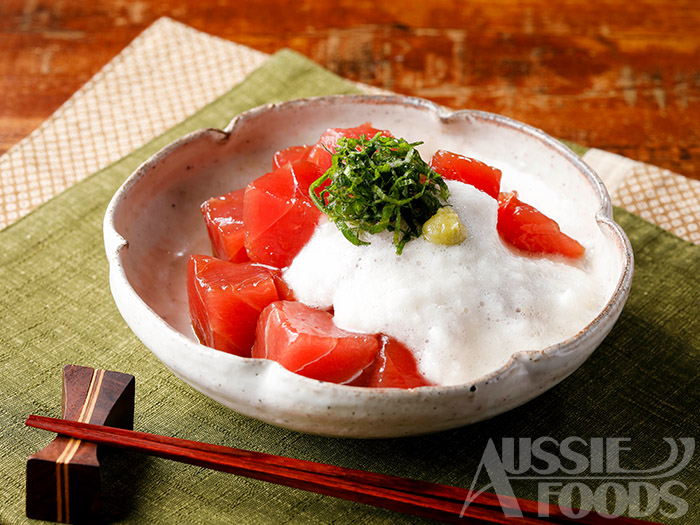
[305,123,393,172]
[200,188,249,263]
[252,300,379,385]
[243,160,324,268]
[366,336,433,388]
[273,145,313,170]
[187,255,280,357]
[430,150,502,199]
[497,191,585,258]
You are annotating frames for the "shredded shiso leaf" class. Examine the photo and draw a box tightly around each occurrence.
[309,133,450,254]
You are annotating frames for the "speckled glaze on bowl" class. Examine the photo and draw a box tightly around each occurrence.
[104,95,633,438]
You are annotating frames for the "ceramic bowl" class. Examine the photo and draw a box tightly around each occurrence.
[104,94,633,438]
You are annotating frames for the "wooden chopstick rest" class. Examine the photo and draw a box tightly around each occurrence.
[26,365,135,523]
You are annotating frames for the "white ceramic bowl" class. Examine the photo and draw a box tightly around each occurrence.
[104,95,633,438]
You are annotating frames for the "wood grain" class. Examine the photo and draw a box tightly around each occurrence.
[26,365,135,523]
[1,0,698,180]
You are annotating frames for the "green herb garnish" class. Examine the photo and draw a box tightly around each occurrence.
[309,133,450,254]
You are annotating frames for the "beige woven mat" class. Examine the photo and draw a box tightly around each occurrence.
[1,17,698,245]
[0,18,266,227]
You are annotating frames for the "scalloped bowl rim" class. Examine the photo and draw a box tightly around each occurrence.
[104,94,634,437]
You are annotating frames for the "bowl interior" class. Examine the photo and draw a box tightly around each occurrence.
[105,95,632,437]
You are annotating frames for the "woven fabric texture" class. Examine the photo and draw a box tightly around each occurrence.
[0,17,267,228]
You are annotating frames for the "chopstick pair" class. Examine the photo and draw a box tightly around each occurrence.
[26,415,655,524]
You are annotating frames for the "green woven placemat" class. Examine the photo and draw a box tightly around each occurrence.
[1,49,698,524]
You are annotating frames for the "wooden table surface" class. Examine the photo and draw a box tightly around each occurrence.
[1,0,699,181]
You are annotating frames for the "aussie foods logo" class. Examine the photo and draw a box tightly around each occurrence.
[462,437,695,520]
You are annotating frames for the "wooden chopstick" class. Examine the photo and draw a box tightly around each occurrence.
[25,415,655,524]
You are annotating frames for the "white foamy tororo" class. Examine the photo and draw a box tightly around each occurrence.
[284,172,616,387]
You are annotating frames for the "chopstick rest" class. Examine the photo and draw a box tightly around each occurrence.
[26,365,135,523]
